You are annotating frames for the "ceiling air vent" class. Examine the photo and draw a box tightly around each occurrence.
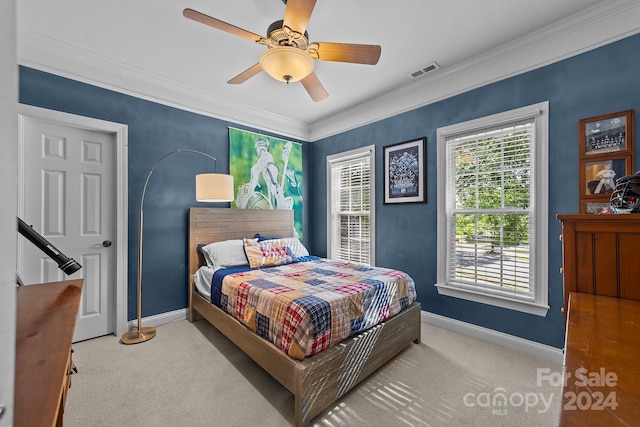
[410,62,440,79]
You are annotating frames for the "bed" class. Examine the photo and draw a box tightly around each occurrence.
[188,207,421,426]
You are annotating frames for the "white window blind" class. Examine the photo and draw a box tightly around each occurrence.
[327,146,375,264]
[446,120,535,300]
[436,102,549,316]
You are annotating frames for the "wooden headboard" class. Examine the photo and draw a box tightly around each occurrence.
[188,208,295,281]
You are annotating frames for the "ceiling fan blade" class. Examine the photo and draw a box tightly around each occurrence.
[183,8,263,42]
[228,64,263,84]
[313,42,381,65]
[283,0,317,35]
[300,72,328,102]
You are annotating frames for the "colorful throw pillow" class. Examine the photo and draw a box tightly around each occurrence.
[252,236,309,257]
[243,238,299,268]
[277,237,310,258]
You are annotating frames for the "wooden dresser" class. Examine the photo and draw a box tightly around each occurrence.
[557,214,640,426]
[560,292,640,426]
[557,214,640,313]
[14,279,83,427]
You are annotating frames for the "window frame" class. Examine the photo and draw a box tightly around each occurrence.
[435,102,549,316]
[326,145,376,265]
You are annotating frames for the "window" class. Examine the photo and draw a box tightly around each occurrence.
[327,145,375,264]
[436,102,549,316]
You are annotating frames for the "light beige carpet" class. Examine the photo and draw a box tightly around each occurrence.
[64,319,561,426]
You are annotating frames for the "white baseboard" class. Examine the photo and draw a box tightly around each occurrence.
[421,310,564,365]
[125,308,188,332]
[125,308,564,364]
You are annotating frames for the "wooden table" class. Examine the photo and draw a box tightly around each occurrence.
[14,279,83,427]
[560,292,640,426]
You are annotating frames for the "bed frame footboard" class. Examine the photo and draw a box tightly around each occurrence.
[188,208,422,426]
[294,301,421,426]
[193,290,420,426]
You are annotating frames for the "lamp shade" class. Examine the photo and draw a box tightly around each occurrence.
[195,173,234,202]
[259,46,314,83]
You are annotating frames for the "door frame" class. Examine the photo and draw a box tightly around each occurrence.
[17,104,128,337]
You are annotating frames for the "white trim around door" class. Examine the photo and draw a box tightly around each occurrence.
[17,104,128,337]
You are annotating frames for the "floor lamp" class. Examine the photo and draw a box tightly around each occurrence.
[121,149,234,345]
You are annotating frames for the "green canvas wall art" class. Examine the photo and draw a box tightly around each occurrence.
[229,127,303,238]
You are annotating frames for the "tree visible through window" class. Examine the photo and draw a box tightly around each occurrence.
[452,122,532,295]
[436,103,549,316]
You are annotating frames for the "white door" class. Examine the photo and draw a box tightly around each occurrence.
[19,117,116,342]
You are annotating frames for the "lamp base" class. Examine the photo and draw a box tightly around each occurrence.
[121,326,156,345]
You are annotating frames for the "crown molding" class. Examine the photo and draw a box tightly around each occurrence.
[17,0,640,143]
[17,29,311,141]
[309,0,640,141]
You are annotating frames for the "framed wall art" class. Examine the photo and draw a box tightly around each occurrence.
[578,110,634,213]
[584,202,612,215]
[383,137,426,204]
[582,157,627,196]
[228,127,304,238]
[580,110,633,157]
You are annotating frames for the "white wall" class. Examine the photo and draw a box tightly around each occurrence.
[0,1,17,425]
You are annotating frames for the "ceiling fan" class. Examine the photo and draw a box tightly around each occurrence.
[183,0,381,102]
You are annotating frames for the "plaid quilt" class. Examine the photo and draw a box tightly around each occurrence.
[216,257,417,360]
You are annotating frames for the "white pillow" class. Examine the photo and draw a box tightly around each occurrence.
[199,239,254,269]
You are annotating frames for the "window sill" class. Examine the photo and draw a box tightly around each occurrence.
[435,283,549,317]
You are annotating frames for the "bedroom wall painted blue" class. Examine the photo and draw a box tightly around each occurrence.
[308,33,640,349]
[18,32,640,346]
[19,66,309,321]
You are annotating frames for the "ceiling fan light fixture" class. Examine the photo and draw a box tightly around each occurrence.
[259,46,314,83]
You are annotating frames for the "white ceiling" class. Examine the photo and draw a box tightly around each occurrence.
[16,0,640,141]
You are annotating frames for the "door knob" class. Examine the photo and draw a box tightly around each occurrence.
[93,240,112,248]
